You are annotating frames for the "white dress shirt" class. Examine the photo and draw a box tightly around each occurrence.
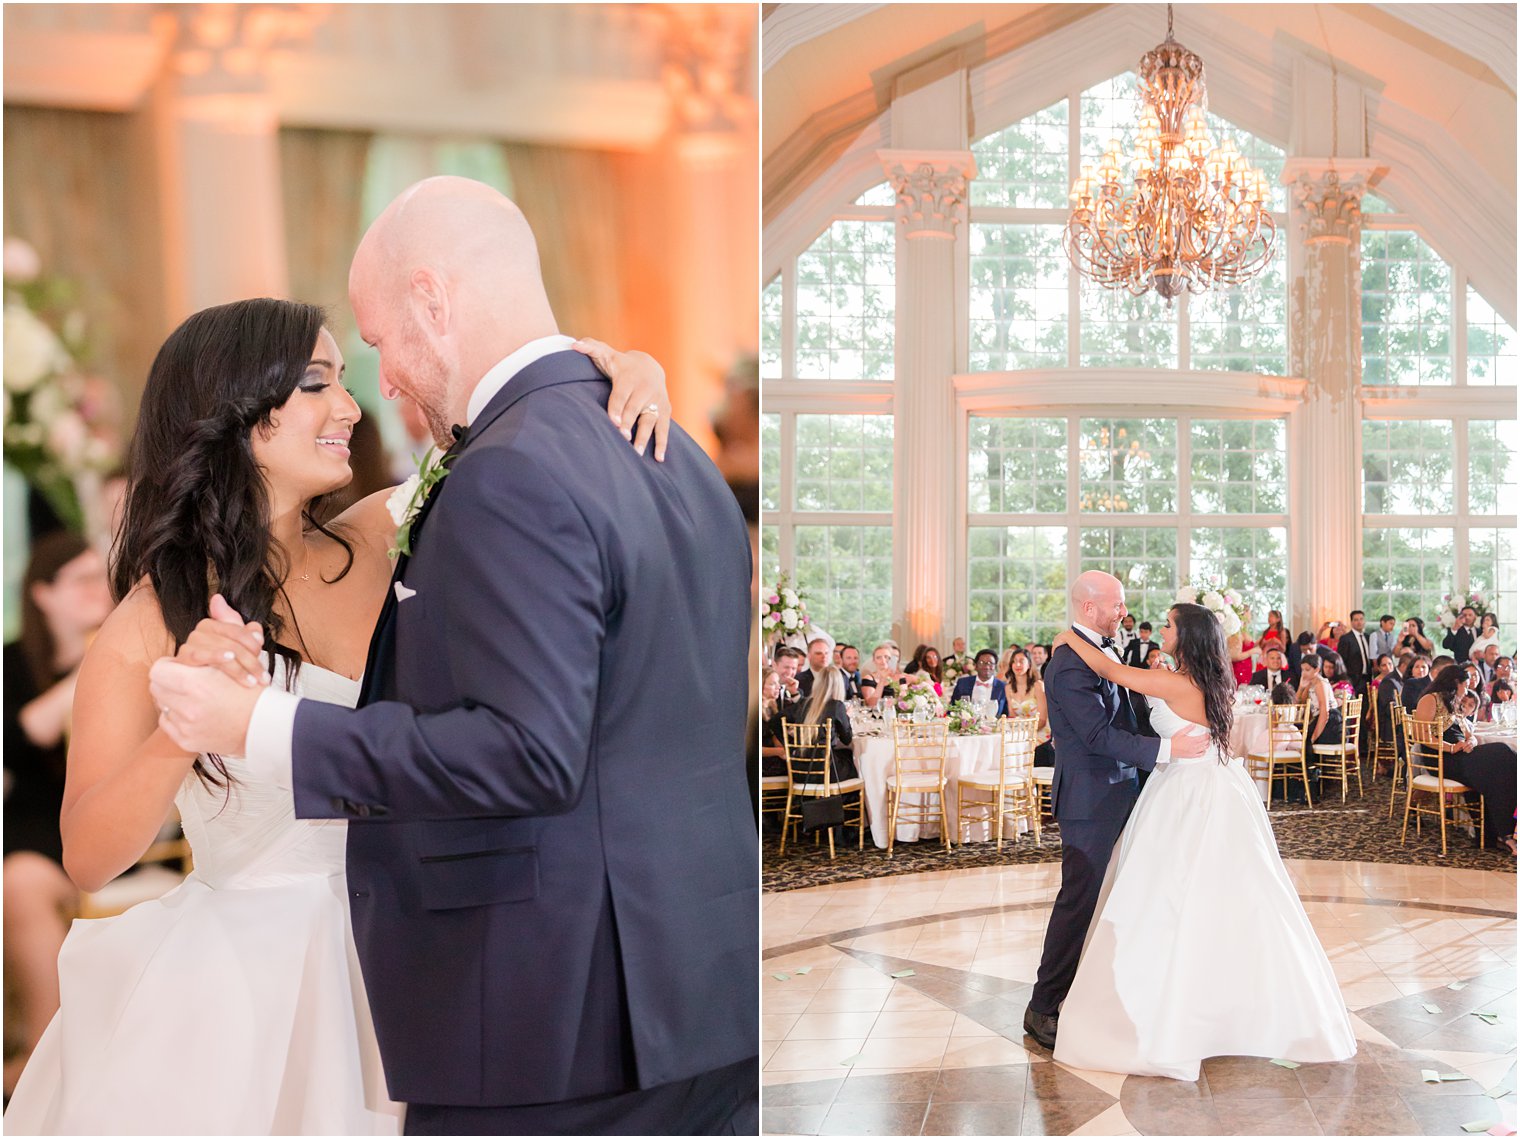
[972,678,994,706]
[244,334,579,771]
[1071,622,1171,764]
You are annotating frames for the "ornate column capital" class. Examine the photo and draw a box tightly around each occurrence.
[1281,158,1385,247]
[155,3,326,126]
[878,149,976,240]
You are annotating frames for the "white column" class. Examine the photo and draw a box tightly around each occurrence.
[1283,158,1380,633]
[881,149,973,647]
[152,5,321,315]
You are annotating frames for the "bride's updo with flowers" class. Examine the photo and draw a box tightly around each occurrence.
[1167,602,1236,760]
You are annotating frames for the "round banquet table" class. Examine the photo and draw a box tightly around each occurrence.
[852,730,1031,848]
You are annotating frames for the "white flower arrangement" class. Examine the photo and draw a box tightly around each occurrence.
[3,240,121,532]
[893,673,944,718]
[1176,578,1247,637]
[762,573,811,638]
[1436,590,1489,631]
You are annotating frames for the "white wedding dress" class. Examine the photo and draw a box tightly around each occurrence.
[5,663,403,1135]
[1052,696,1357,1082]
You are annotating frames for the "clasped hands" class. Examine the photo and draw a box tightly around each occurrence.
[148,594,272,757]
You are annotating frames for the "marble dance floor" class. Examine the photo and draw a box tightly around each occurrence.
[761,861,1517,1136]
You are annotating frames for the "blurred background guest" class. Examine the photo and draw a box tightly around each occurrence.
[1369,614,1399,661]
[4,532,115,1095]
[1399,617,1434,656]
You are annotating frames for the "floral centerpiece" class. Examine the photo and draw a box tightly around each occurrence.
[1436,589,1489,633]
[946,697,996,736]
[761,573,811,643]
[3,238,119,532]
[1175,579,1246,638]
[894,673,944,719]
[941,654,970,689]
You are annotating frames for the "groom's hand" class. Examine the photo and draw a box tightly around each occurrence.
[149,658,262,757]
[173,593,270,688]
[1171,728,1210,760]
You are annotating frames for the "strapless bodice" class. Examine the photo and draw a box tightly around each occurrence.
[173,661,361,889]
[1146,695,1227,766]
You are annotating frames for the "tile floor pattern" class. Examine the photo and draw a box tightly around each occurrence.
[762,861,1517,1136]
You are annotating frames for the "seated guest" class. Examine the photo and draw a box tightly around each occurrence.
[1319,649,1356,705]
[1491,680,1514,709]
[943,637,969,671]
[784,665,857,782]
[1371,654,1395,689]
[1000,648,1052,759]
[904,644,944,695]
[1476,643,1502,687]
[5,533,115,1096]
[795,636,834,700]
[1269,682,1296,707]
[1398,616,1434,655]
[1249,646,1295,692]
[952,649,1009,718]
[1122,622,1155,667]
[832,644,844,667]
[859,641,905,709]
[1414,666,1516,851]
[1029,644,1049,671]
[1369,614,1400,661]
[1401,655,1435,711]
[772,646,805,708]
[837,644,863,701]
[1288,631,1315,674]
[1489,656,1513,698]
[759,668,787,777]
[1377,655,1412,745]
[1145,643,1167,669]
[1296,653,1343,749]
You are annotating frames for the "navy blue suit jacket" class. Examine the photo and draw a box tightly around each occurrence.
[290,352,757,1107]
[949,675,1008,718]
[1043,628,1161,821]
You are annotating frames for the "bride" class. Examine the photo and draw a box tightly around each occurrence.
[1048,602,1356,1082]
[3,298,668,1134]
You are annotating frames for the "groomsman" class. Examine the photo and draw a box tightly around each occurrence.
[1122,623,1154,667]
[1249,646,1295,692]
[1337,610,1373,696]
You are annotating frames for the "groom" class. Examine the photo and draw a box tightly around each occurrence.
[150,178,757,1133]
[1023,571,1208,1050]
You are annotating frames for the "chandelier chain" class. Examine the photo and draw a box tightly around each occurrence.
[1314,5,1339,171]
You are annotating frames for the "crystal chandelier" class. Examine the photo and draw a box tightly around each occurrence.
[1064,5,1276,301]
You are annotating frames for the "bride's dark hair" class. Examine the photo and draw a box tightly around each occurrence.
[111,298,353,784]
[1167,602,1235,760]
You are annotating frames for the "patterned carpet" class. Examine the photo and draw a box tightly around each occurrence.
[763,771,1516,892]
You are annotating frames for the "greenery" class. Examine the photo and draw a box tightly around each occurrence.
[1361,230,1452,386]
[794,220,894,381]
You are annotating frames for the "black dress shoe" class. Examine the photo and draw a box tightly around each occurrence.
[1023,1005,1058,1050]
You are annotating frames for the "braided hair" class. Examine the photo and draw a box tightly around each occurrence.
[111,298,353,784]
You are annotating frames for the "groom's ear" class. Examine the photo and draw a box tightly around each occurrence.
[410,268,450,335]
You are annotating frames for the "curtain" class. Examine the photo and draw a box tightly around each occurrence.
[499,142,631,349]
[279,127,374,337]
[3,104,166,411]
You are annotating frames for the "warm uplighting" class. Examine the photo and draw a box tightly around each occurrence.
[1064,5,1275,301]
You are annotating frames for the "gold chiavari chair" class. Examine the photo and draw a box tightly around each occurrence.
[1313,696,1364,802]
[1371,690,1400,777]
[1401,717,1485,856]
[780,720,865,860]
[759,772,791,832]
[1388,702,1411,818]
[955,716,1040,850]
[886,720,950,857]
[1245,702,1312,809]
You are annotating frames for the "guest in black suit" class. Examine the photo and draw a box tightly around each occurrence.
[795,635,833,700]
[1443,606,1478,664]
[837,644,864,701]
[773,645,804,710]
[1122,622,1154,667]
[1288,631,1314,675]
[1248,646,1295,693]
[1336,610,1374,697]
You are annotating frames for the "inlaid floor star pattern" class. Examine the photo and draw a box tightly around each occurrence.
[761,860,1517,1136]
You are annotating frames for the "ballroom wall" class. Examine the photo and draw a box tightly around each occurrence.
[3,2,759,448]
[760,2,1517,648]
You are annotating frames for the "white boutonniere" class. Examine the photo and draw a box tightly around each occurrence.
[387,446,453,559]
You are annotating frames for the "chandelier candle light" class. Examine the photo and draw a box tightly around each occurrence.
[1065,4,1276,301]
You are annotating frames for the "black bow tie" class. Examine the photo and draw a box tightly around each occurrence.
[1100,636,1117,649]
[450,423,469,448]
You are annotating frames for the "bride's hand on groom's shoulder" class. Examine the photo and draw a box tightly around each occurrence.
[1051,630,1074,653]
[573,337,671,461]
[174,594,271,690]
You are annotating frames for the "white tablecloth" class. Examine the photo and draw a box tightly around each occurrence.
[1227,709,1272,804]
[853,732,1030,848]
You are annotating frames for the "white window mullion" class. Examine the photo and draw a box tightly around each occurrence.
[781,259,797,381]
[1178,295,1192,371]
[1067,87,1082,369]
[1177,415,1192,582]
[778,410,796,573]
[1066,415,1082,586]
[1454,417,1471,591]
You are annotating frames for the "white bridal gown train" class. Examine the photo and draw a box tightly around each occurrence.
[1052,696,1357,1082]
[4,663,403,1135]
